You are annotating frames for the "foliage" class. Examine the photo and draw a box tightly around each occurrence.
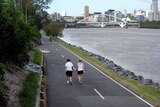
[0,0,41,67]
[0,91,9,106]
[43,21,64,37]
[33,49,42,65]
[20,0,53,30]
[140,21,160,29]
[19,72,40,107]
[75,16,84,22]
[0,64,9,107]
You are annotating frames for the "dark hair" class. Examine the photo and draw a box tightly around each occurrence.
[67,59,70,62]
[79,60,82,62]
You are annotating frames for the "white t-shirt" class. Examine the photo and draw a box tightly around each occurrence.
[65,62,73,71]
[77,62,84,71]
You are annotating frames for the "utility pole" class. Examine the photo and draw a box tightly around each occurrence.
[25,2,30,24]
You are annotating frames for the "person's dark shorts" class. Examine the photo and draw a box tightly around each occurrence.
[78,70,84,74]
[66,71,73,77]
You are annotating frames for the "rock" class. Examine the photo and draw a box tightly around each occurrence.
[152,82,160,88]
[142,79,153,85]
[138,75,144,83]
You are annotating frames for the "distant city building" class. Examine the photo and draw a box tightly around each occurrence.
[114,11,123,18]
[126,13,132,18]
[134,10,145,21]
[63,16,75,22]
[134,10,146,17]
[93,12,102,15]
[151,0,159,21]
[124,9,127,17]
[136,15,145,21]
[148,11,154,21]
[84,5,89,18]
[50,12,61,21]
[104,9,115,21]
[88,15,108,22]
[104,9,115,15]
[60,11,67,16]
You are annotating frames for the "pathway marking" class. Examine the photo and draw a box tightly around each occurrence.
[94,88,105,100]
[61,55,64,58]
[40,50,50,53]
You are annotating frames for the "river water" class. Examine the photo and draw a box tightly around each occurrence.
[60,28,160,83]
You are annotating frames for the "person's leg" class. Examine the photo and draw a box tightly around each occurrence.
[80,71,84,83]
[79,74,83,83]
[80,74,83,80]
[69,71,73,85]
[78,74,81,82]
[66,71,69,83]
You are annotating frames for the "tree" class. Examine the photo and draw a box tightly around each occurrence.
[0,0,41,67]
[19,0,53,30]
[43,21,64,37]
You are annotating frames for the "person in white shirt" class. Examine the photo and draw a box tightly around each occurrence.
[65,59,75,85]
[77,59,85,84]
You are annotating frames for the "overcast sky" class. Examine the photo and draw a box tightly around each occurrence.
[47,0,160,16]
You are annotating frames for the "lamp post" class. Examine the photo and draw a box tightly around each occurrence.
[25,2,30,24]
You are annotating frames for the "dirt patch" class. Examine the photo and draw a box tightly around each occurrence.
[3,65,29,107]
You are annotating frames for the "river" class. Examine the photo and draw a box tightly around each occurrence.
[60,28,160,84]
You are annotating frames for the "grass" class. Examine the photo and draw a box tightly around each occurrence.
[33,49,42,65]
[19,49,42,107]
[53,37,160,107]
[19,72,40,107]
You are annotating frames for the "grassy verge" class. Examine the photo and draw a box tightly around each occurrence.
[33,49,42,65]
[53,37,160,107]
[19,49,42,107]
[19,72,40,107]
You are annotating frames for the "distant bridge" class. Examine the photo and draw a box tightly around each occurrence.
[77,14,137,28]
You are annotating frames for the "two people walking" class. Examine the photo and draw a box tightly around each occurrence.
[65,59,85,85]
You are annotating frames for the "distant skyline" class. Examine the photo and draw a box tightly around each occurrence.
[47,0,160,16]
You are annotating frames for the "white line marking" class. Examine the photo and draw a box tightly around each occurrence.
[56,49,58,51]
[40,50,50,53]
[61,55,64,58]
[94,89,105,100]
[58,43,154,107]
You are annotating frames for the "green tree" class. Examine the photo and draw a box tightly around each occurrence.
[0,0,41,66]
[43,21,64,37]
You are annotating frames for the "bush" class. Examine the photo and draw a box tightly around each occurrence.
[33,49,42,65]
[19,72,40,107]
[43,21,64,37]
[0,0,41,67]
[140,21,160,29]
[0,91,8,106]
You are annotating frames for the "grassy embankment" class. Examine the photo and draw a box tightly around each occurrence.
[19,49,42,107]
[53,38,160,107]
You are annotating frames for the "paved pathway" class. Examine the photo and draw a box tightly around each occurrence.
[38,35,153,107]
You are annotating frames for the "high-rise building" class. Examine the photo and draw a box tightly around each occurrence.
[151,0,159,21]
[50,12,61,21]
[60,11,67,17]
[84,5,89,18]
[148,11,154,21]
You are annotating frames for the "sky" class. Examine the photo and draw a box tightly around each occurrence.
[47,0,160,16]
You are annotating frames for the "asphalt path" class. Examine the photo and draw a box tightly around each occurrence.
[38,35,153,107]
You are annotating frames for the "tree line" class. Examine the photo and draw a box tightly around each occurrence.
[140,21,160,29]
[0,0,63,67]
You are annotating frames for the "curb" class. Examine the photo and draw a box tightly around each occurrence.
[36,53,46,107]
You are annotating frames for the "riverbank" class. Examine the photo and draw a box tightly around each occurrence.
[53,37,160,107]
[61,28,160,84]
